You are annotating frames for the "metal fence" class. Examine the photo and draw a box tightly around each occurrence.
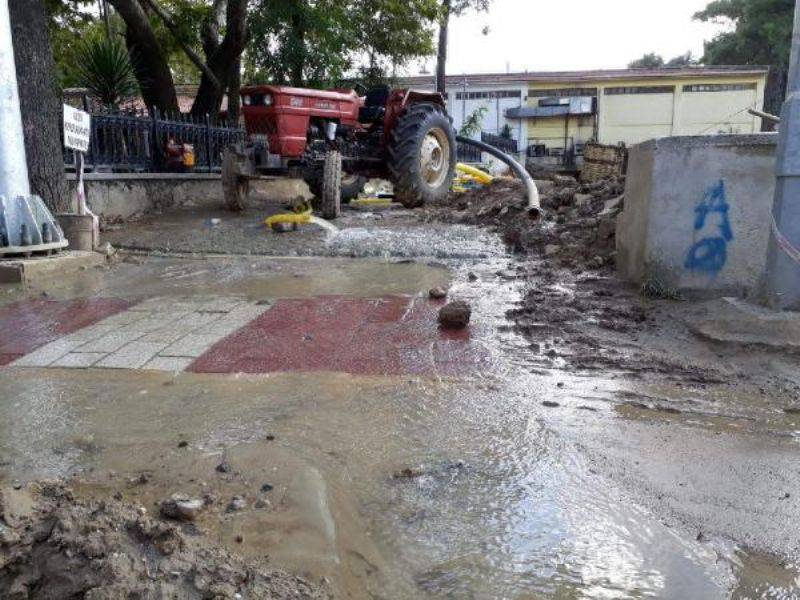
[63,107,245,173]
[456,141,483,163]
[480,131,518,154]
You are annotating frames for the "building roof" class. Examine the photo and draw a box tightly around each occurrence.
[399,66,770,88]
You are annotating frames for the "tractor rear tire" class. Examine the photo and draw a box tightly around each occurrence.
[222,150,250,211]
[320,150,342,220]
[387,102,456,208]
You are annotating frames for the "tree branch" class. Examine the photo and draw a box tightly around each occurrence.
[142,0,222,90]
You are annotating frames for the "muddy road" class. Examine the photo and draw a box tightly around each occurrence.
[1,195,799,599]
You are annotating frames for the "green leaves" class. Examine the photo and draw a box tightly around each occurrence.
[246,0,443,88]
[75,37,140,107]
[694,0,793,69]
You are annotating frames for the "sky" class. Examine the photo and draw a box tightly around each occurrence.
[412,0,730,75]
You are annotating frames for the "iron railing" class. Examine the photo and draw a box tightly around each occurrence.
[63,107,245,173]
[456,141,483,163]
[480,131,518,154]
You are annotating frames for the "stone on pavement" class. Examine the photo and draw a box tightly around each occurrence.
[438,301,471,329]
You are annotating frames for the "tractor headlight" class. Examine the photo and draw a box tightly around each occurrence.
[242,95,251,106]
[262,94,273,107]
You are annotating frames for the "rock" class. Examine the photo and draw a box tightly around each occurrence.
[553,174,578,186]
[0,523,20,545]
[597,217,616,242]
[227,496,247,513]
[177,440,188,448]
[599,195,624,216]
[574,193,593,208]
[544,244,561,257]
[467,272,478,282]
[98,242,116,258]
[260,483,274,493]
[271,222,296,233]
[542,401,560,408]
[216,459,232,474]
[160,494,205,521]
[428,286,448,299]
[438,301,471,329]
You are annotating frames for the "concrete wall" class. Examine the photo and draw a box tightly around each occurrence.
[66,173,311,220]
[617,133,778,296]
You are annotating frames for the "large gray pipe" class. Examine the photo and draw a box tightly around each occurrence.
[456,135,541,219]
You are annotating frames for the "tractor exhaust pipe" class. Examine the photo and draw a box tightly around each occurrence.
[455,136,541,220]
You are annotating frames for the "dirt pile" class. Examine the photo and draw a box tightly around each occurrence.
[432,174,625,269]
[0,481,326,599]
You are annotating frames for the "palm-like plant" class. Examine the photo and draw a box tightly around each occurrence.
[76,37,139,108]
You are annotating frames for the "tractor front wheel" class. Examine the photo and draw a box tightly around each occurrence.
[387,103,456,208]
[222,149,251,211]
[306,171,365,204]
[319,150,342,220]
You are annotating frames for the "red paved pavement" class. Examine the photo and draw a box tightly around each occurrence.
[0,298,132,365]
[191,295,490,376]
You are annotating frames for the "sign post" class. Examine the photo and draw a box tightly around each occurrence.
[63,104,99,248]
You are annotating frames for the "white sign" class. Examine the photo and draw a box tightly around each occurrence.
[63,104,91,153]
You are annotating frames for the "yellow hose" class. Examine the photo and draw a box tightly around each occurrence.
[456,163,493,184]
[265,209,312,228]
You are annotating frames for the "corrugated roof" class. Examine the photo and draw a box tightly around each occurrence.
[400,66,770,88]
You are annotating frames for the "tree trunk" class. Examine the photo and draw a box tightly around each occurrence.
[9,0,71,213]
[191,0,248,118]
[436,0,451,95]
[228,56,241,124]
[289,2,306,87]
[763,66,787,132]
[108,0,179,114]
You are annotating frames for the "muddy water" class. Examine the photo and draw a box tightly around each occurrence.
[1,249,799,598]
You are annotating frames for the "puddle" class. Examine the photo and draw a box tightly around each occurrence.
[0,256,798,598]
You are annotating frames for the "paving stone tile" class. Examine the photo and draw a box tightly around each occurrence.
[96,342,169,369]
[159,334,224,358]
[96,311,148,326]
[170,312,225,331]
[138,326,197,344]
[117,312,190,334]
[50,352,106,368]
[142,356,194,372]
[11,340,86,367]
[61,324,118,343]
[194,304,271,335]
[75,330,144,353]
[197,297,248,313]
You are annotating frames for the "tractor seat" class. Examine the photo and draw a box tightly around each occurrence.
[358,85,391,123]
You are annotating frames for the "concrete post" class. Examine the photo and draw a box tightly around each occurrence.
[0,0,31,201]
[764,0,800,309]
[0,0,67,254]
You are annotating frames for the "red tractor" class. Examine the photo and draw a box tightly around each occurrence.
[221,84,457,218]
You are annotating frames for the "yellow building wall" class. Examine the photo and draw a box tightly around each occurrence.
[524,74,766,150]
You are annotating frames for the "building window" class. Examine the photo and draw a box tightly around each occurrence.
[528,87,598,98]
[604,86,675,95]
[454,90,522,100]
[683,83,757,92]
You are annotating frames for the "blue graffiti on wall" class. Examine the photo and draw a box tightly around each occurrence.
[684,180,733,275]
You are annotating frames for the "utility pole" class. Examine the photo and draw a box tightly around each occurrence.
[764,0,800,309]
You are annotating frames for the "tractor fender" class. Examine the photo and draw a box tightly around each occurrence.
[382,88,449,140]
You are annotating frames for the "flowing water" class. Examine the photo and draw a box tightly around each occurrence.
[0,231,798,598]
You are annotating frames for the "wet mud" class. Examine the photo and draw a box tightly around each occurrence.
[1,186,800,598]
